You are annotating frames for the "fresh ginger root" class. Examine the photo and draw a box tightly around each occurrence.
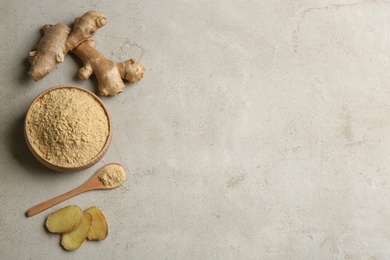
[28,10,145,95]
[28,24,71,81]
[66,11,107,51]
[28,11,107,81]
[72,40,145,96]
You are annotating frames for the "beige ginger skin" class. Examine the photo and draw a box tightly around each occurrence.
[28,11,107,81]
[66,11,107,50]
[72,40,145,96]
[28,23,71,81]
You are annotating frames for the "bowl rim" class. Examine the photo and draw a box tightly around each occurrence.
[24,85,113,172]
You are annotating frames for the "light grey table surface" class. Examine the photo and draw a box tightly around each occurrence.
[2,0,390,259]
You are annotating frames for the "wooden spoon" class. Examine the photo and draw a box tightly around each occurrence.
[26,163,126,217]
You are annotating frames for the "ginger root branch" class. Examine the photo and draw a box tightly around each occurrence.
[28,24,71,81]
[28,11,107,81]
[72,40,145,96]
[66,11,107,51]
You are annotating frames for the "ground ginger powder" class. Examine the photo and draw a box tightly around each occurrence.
[98,164,126,188]
[26,88,109,167]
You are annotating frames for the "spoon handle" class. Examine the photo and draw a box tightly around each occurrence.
[26,184,90,217]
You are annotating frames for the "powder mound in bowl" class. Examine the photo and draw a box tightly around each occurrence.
[25,86,112,172]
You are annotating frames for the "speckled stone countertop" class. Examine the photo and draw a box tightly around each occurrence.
[2,0,390,259]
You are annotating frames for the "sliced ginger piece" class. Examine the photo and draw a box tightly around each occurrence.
[61,212,92,250]
[85,206,108,240]
[46,205,83,233]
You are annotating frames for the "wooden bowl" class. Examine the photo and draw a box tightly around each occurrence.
[24,86,112,172]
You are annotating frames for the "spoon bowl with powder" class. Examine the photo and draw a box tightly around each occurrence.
[26,163,126,217]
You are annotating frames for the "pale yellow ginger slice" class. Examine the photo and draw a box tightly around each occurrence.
[45,205,83,233]
[61,212,92,250]
[86,206,108,240]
